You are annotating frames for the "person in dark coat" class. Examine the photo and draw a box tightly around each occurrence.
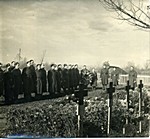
[54,65,58,94]
[12,62,22,102]
[100,65,109,90]
[41,64,47,93]
[4,63,14,104]
[128,66,137,90]
[62,64,69,94]
[68,64,73,93]
[111,67,119,86]
[47,64,56,96]
[0,63,4,97]
[22,61,32,101]
[91,68,98,90]
[74,64,79,89]
[57,64,63,93]
[30,60,37,93]
[71,65,76,90]
[35,64,42,98]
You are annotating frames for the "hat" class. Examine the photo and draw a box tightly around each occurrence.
[14,62,19,66]
[26,61,30,64]
[51,64,55,67]
[6,63,10,68]
[36,64,41,67]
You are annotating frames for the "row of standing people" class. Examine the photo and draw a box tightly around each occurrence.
[0,60,137,104]
[0,60,90,104]
[100,65,137,90]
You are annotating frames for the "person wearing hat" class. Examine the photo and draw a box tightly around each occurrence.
[47,64,56,97]
[68,64,73,93]
[41,63,47,93]
[30,60,37,94]
[22,61,32,101]
[62,64,69,94]
[57,64,63,93]
[91,68,98,90]
[128,66,137,90]
[0,63,4,97]
[12,62,22,103]
[35,64,42,98]
[4,63,14,104]
[100,64,109,90]
[111,67,119,86]
[74,64,80,89]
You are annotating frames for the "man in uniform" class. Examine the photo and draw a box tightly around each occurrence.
[41,64,47,93]
[100,65,109,90]
[62,64,69,94]
[68,64,73,93]
[74,64,80,89]
[22,61,32,102]
[47,64,56,97]
[30,60,37,94]
[12,62,22,103]
[111,67,119,86]
[0,63,4,97]
[128,66,137,90]
[57,64,63,93]
[91,68,98,90]
[4,63,14,104]
[35,64,42,98]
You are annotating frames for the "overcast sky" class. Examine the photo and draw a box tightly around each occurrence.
[0,0,149,68]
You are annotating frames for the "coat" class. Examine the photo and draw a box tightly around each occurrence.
[111,70,119,86]
[68,69,73,88]
[62,68,69,88]
[100,68,109,85]
[57,68,62,92]
[0,68,4,96]
[12,68,22,98]
[22,67,32,100]
[128,70,137,88]
[41,68,47,92]
[4,69,14,103]
[48,69,57,94]
[74,68,80,87]
[36,69,42,95]
[30,65,37,92]
[91,71,97,87]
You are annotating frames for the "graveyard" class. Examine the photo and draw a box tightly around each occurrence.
[0,82,149,138]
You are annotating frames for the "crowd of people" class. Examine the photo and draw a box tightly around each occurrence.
[0,60,97,104]
[0,60,137,104]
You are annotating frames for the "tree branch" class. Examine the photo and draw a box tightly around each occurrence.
[99,0,150,30]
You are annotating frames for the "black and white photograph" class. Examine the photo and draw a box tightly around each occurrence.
[0,0,149,138]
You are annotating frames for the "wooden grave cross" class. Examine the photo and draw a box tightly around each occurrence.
[74,83,88,137]
[106,82,115,136]
[138,80,143,133]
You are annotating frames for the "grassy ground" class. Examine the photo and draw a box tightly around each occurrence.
[0,84,149,137]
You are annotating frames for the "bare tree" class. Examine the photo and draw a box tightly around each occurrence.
[99,0,150,30]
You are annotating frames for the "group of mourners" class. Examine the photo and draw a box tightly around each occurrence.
[0,60,97,104]
[100,65,137,90]
[0,60,137,104]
